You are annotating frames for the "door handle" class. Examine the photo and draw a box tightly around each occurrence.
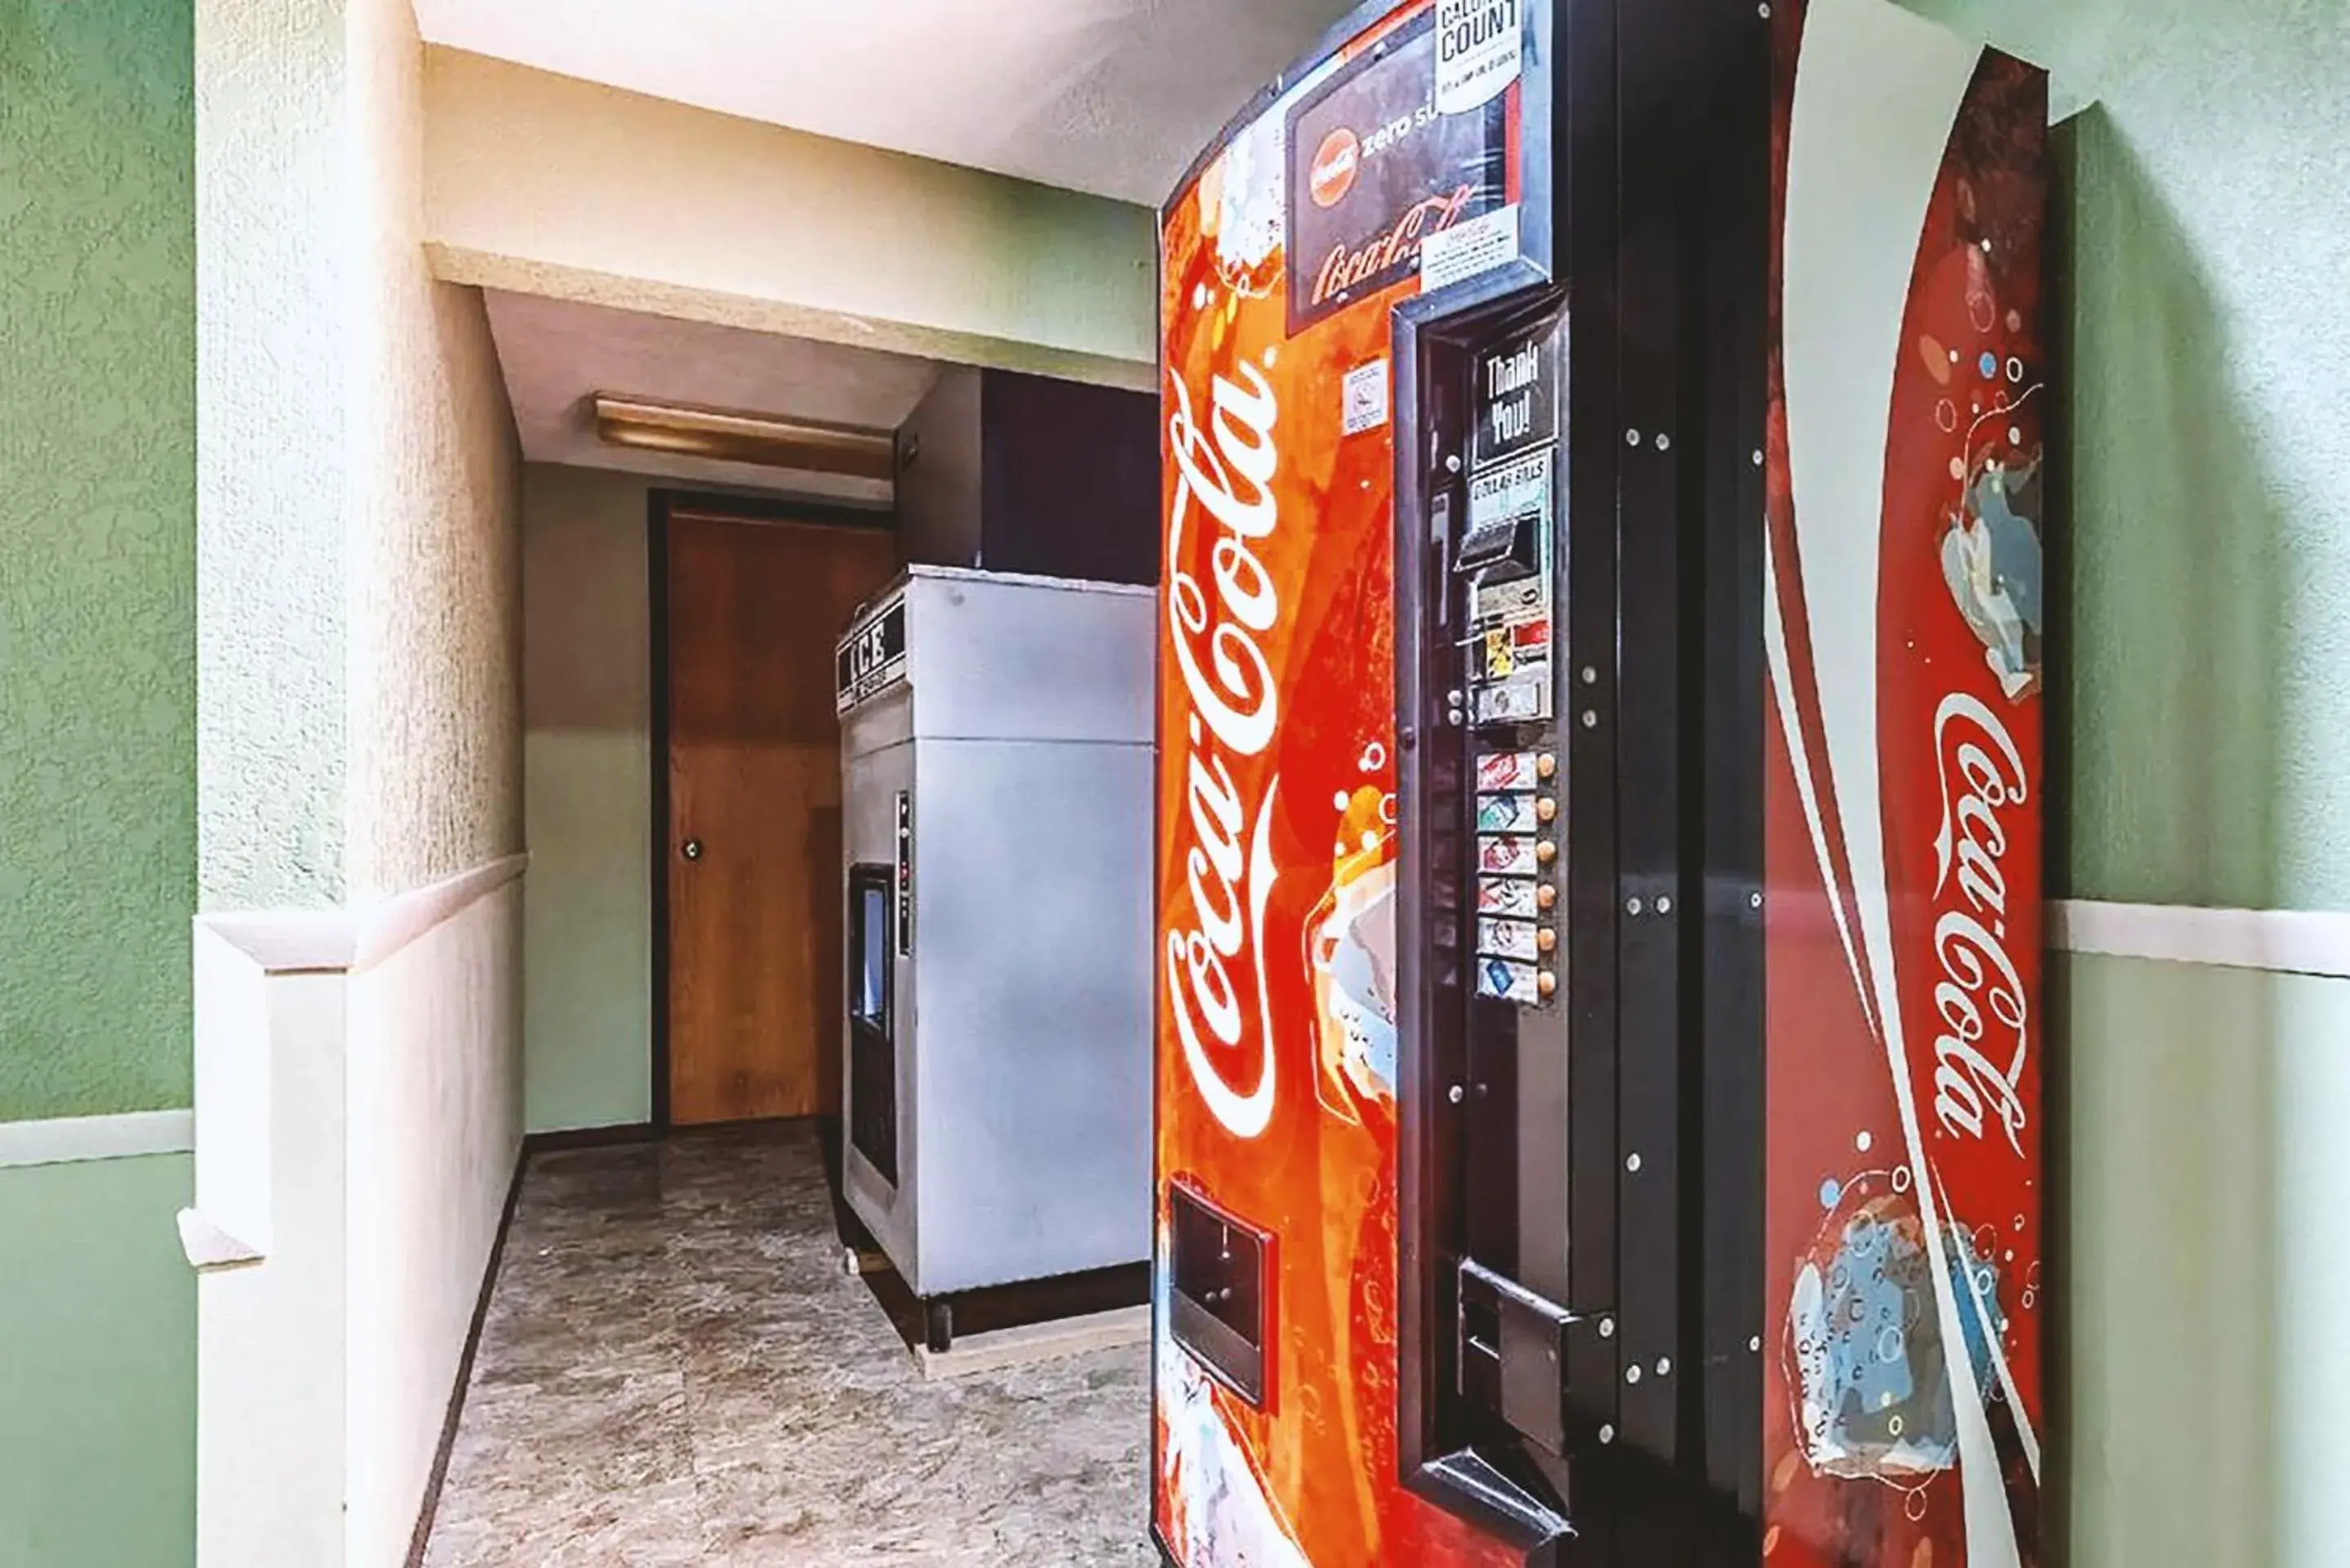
[682,838,703,861]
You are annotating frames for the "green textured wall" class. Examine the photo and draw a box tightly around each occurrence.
[0,0,198,1119]
[521,464,655,1132]
[0,1154,197,1566]
[1900,0,2350,910]
[2060,954,2350,1567]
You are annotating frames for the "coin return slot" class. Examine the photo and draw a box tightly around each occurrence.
[1168,1182,1273,1407]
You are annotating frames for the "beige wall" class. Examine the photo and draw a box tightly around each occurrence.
[339,5,523,1565]
[190,0,524,1561]
[344,886,521,1564]
[421,47,1156,392]
[196,0,352,908]
[521,463,655,1132]
[347,0,522,898]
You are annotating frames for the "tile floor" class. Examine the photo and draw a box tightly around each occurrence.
[423,1123,1157,1566]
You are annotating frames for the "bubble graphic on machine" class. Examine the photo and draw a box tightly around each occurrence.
[1940,455,2046,700]
[1154,1251,1313,1568]
[1198,108,1292,299]
[1309,784,1402,1117]
[1784,1171,2007,1486]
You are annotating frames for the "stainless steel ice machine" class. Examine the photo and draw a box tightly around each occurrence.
[836,566,1154,1333]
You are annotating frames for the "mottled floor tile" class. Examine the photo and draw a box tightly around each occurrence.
[424,1122,1153,1566]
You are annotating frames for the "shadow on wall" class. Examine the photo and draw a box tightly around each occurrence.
[2052,106,2284,909]
[2046,104,2285,1568]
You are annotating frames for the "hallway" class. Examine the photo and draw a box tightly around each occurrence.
[422,1125,1155,1566]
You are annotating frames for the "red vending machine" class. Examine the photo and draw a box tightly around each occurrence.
[1152,1,2050,1565]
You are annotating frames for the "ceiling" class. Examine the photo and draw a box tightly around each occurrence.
[413,0,1357,206]
[482,291,939,503]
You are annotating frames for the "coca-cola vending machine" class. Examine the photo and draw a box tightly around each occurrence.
[1153,2,2050,1566]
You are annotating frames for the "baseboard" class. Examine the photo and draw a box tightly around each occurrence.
[521,1122,660,1153]
[913,1304,1149,1381]
[405,1145,529,1568]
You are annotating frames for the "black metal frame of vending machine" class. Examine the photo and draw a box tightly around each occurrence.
[1390,0,1771,1557]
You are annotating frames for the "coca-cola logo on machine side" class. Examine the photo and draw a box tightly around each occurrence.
[1283,11,1510,334]
[1164,361,1286,1142]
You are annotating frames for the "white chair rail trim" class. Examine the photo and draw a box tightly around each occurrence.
[195,851,529,977]
[2050,899,2350,980]
[0,1108,196,1169]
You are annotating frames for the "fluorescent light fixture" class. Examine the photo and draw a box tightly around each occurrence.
[592,393,897,480]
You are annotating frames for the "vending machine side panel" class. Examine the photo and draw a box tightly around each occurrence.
[1761,2,2050,1564]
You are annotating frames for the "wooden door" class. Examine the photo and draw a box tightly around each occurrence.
[665,510,899,1125]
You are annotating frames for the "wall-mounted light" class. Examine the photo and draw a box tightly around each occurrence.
[592,393,897,481]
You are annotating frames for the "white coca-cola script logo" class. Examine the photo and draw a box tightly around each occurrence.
[1929,692,2031,1157]
[1165,361,1284,1139]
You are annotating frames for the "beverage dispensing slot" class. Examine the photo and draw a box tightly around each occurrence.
[1167,1182,1273,1407]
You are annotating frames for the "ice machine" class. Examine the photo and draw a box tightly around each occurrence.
[1151,2,2051,1565]
[838,565,1155,1347]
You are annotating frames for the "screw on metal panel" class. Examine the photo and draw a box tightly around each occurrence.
[1448,1084,1466,1104]
[1625,1153,1643,1174]
[1446,453,1462,473]
[1753,448,1766,466]
[1625,896,1643,915]
[1758,2,1771,15]
[1750,891,1764,908]
[1599,1317,1616,1339]
[1625,1364,1642,1384]
[1655,895,1672,914]
[1749,1336,1763,1353]
[1580,709,1598,729]
[1655,1357,1673,1377]
[1625,428,1641,446]
[1580,665,1598,684]
[1599,1424,1616,1445]
[1655,433,1672,451]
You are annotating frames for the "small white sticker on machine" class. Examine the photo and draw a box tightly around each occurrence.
[1434,0,1524,114]
[1342,358,1390,435]
[1422,203,1520,294]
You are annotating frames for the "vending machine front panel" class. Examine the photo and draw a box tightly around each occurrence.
[1153,2,2049,1565]
[1153,5,1548,1562]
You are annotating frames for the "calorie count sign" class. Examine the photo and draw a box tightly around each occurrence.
[1438,1,1522,63]
[1435,0,1524,116]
